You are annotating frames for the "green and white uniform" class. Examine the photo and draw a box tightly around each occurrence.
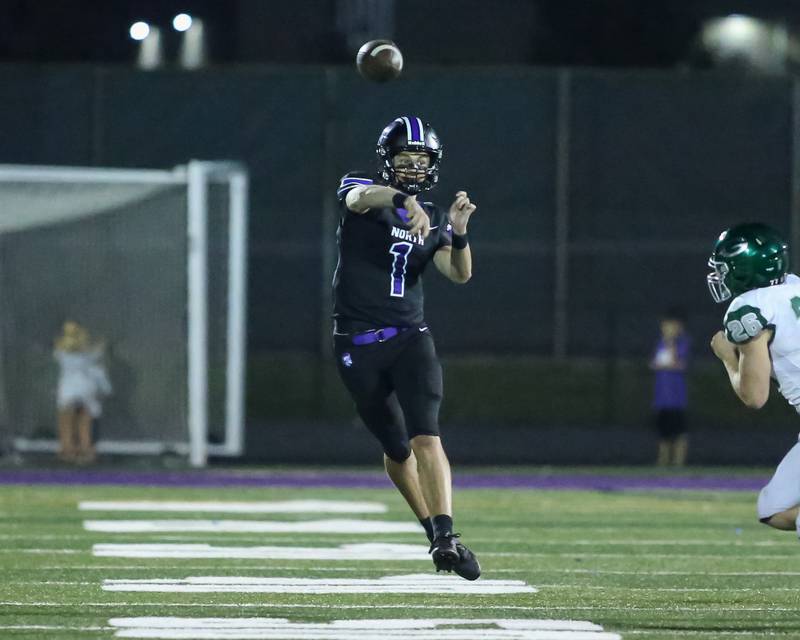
[724,273,800,521]
[724,273,800,411]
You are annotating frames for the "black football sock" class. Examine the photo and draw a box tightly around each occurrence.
[419,517,434,543]
[432,514,453,540]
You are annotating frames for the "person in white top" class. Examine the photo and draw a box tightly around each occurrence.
[53,321,112,464]
[708,223,800,533]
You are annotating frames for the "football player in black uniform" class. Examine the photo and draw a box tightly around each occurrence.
[333,116,480,580]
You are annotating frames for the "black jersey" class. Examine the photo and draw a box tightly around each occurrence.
[333,172,453,331]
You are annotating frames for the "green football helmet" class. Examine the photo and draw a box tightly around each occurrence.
[707,223,790,303]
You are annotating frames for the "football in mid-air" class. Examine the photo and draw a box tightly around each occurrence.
[356,40,403,82]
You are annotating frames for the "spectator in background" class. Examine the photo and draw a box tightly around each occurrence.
[54,321,112,464]
[650,308,691,466]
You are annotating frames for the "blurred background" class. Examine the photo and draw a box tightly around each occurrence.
[2,0,800,467]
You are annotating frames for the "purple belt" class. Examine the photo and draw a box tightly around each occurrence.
[352,327,407,345]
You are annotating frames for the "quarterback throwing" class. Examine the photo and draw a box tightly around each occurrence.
[332,116,480,579]
[709,223,800,531]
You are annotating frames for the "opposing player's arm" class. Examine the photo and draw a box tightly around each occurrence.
[736,332,772,408]
[712,303,774,408]
[711,330,772,409]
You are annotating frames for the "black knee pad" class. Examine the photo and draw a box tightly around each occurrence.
[383,439,412,463]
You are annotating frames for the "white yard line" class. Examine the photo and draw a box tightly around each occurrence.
[3,601,799,613]
[458,539,792,547]
[113,630,621,639]
[102,573,537,595]
[83,519,420,534]
[7,546,800,562]
[108,617,620,640]
[41,565,431,572]
[78,500,387,514]
[0,624,787,638]
[109,617,605,631]
[92,542,429,560]
[559,569,800,577]
[512,539,789,547]
[20,578,800,594]
[43,565,429,572]
[38,566,532,575]
[0,602,548,611]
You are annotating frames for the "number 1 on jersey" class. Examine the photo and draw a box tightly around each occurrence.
[389,241,413,297]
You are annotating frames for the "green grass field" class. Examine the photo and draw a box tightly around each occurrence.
[1,476,799,639]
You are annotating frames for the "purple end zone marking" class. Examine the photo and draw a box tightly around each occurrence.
[0,469,767,491]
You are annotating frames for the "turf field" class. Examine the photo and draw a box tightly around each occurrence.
[0,468,798,639]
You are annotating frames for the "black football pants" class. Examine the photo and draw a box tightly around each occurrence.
[333,328,443,462]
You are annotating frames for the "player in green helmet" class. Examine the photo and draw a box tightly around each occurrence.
[708,223,800,533]
[707,223,790,304]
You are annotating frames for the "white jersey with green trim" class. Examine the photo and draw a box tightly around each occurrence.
[723,273,800,410]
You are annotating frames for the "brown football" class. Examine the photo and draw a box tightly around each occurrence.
[356,40,403,83]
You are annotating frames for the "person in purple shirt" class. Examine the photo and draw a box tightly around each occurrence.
[650,307,691,466]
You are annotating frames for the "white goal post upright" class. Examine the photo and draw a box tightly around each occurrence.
[225,170,249,458]
[187,162,210,468]
[186,160,249,467]
[1,161,248,467]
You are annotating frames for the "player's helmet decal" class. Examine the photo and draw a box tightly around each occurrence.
[719,242,749,258]
[708,223,790,303]
[376,116,443,195]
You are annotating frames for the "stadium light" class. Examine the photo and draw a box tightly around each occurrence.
[716,14,761,47]
[178,18,207,69]
[129,21,150,41]
[701,14,786,73]
[137,26,163,70]
[173,13,193,32]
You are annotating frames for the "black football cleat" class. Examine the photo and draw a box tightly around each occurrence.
[452,537,481,581]
[429,533,459,573]
[430,532,480,579]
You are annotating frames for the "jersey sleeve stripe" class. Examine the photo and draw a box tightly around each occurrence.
[337,178,373,198]
[337,184,366,197]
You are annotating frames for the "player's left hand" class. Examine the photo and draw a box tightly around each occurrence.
[710,330,738,365]
[448,191,476,235]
